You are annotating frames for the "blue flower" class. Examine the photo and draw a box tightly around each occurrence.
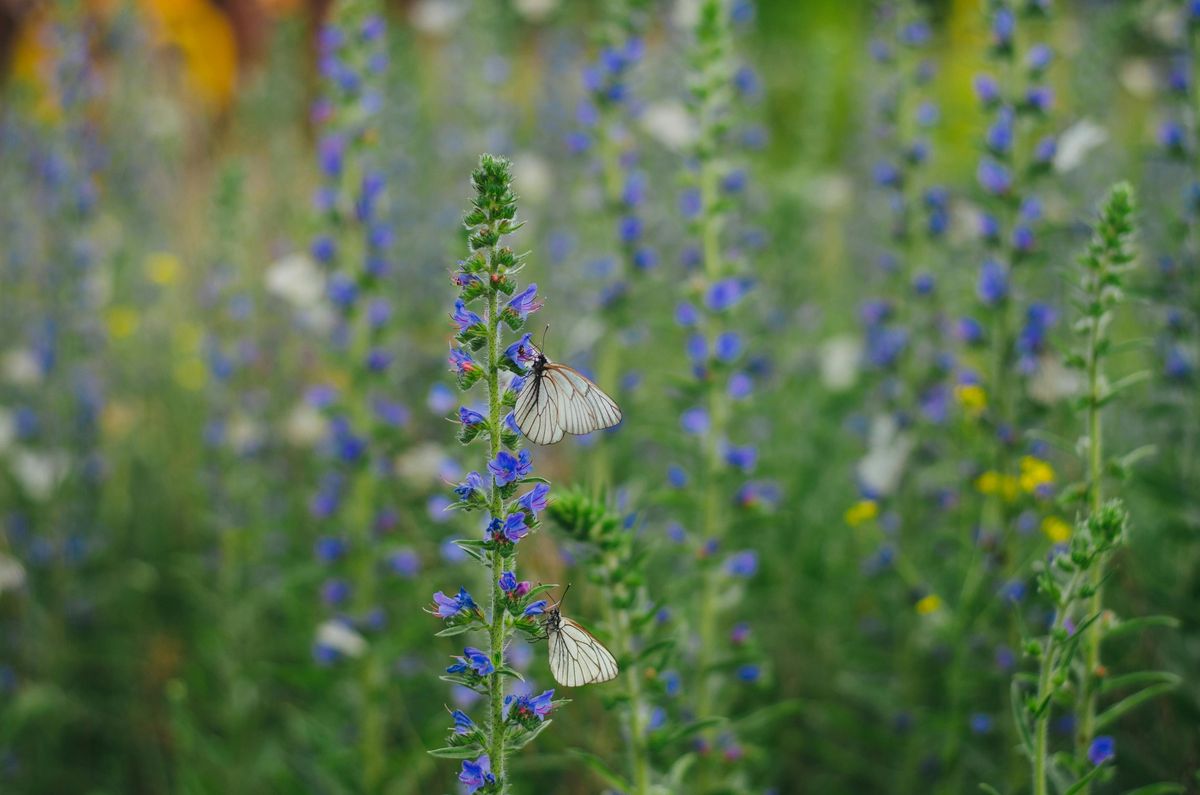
[315,536,346,563]
[675,302,700,326]
[724,550,759,577]
[499,512,529,542]
[1025,86,1053,113]
[1027,43,1053,71]
[715,332,742,362]
[459,407,486,426]
[705,278,751,311]
[389,548,419,577]
[505,688,555,722]
[523,600,547,617]
[618,215,643,243]
[312,235,336,264]
[452,299,483,332]
[322,578,351,606]
[728,372,753,399]
[454,471,485,501]
[507,283,543,320]
[970,713,993,735]
[449,347,477,375]
[681,407,710,435]
[451,709,474,735]
[458,755,495,793]
[431,587,476,619]
[488,449,532,486]
[1088,736,1115,766]
[736,664,761,682]
[974,73,1000,105]
[977,259,1008,306]
[505,333,535,370]
[517,482,550,517]
[448,647,494,677]
[977,158,1012,195]
[724,445,757,471]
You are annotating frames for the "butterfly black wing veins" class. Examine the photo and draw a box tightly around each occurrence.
[541,607,619,687]
[513,347,622,446]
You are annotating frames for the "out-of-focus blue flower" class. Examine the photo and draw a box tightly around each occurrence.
[725,550,759,577]
[389,548,419,577]
[322,578,351,606]
[977,259,1008,306]
[729,372,754,399]
[724,445,757,471]
[715,332,742,362]
[974,73,1000,105]
[1027,43,1053,71]
[736,664,761,682]
[488,449,532,486]
[706,278,751,311]
[969,713,993,735]
[977,158,1012,195]
[1088,736,1115,766]
[681,407,710,435]
[676,302,700,326]
[315,536,346,563]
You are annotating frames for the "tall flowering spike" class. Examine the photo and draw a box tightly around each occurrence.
[429,154,555,792]
[671,1,769,789]
[303,2,411,791]
[935,0,1064,783]
[572,0,655,485]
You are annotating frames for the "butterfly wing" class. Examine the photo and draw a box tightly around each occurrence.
[513,368,567,445]
[548,616,619,687]
[542,363,623,437]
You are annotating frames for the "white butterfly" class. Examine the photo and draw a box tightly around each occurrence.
[540,594,619,688]
[512,344,622,446]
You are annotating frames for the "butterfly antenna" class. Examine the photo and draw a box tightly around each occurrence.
[554,582,571,609]
[539,323,550,353]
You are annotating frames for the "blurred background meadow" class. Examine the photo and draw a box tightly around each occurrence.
[0,0,1198,793]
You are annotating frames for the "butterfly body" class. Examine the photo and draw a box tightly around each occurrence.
[513,345,622,445]
[541,606,619,687]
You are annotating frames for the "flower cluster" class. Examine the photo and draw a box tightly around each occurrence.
[428,155,559,793]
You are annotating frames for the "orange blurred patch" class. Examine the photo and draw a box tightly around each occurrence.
[137,0,239,110]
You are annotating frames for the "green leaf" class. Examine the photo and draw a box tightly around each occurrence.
[1102,615,1180,643]
[435,624,476,638]
[979,784,1003,795]
[509,718,553,751]
[1100,671,1182,696]
[1064,765,1106,795]
[1095,681,1180,730]
[568,749,631,791]
[427,744,485,759]
[1010,679,1035,756]
[1121,784,1185,795]
[649,716,726,751]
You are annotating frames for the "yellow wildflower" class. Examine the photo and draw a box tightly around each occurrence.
[106,307,140,340]
[174,357,207,391]
[916,594,942,615]
[954,383,987,418]
[146,252,182,286]
[1019,456,1055,494]
[844,499,879,527]
[975,470,1019,502]
[1042,516,1071,544]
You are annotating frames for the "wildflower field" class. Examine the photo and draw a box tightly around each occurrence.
[1,0,1198,793]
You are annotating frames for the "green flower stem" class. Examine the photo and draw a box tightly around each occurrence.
[485,264,509,792]
[598,549,651,795]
